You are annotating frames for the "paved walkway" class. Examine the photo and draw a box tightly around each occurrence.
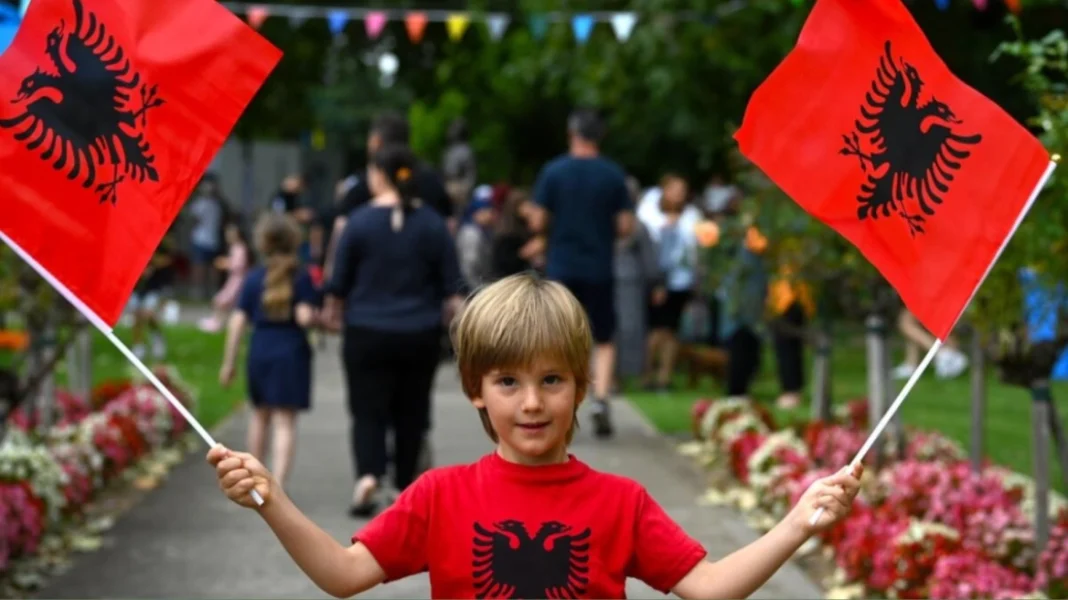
[36,336,822,599]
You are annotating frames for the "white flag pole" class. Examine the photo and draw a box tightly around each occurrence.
[0,230,264,506]
[810,158,1058,526]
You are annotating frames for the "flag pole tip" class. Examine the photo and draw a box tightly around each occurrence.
[1053,153,1061,164]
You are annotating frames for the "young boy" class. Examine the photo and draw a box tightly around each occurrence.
[208,273,862,599]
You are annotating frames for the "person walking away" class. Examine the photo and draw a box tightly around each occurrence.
[614,176,659,387]
[455,185,496,290]
[768,263,815,409]
[527,108,634,438]
[322,144,465,517]
[324,112,455,282]
[640,174,700,392]
[218,213,318,487]
[187,174,226,301]
[199,221,251,333]
[442,118,477,216]
[489,188,543,279]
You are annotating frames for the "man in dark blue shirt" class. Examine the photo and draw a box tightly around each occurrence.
[529,109,635,438]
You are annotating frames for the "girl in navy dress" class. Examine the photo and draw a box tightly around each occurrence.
[219,213,319,487]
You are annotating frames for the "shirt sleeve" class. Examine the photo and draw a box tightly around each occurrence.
[293,269,321,308]
[351,472,434,582]
[613,173,633,214]
[533,166,555,213]
[439,221,466,296]
[325,217,359,298]
[236,274,258,317]
[627,489,707,594]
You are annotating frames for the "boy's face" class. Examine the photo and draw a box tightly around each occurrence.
[472,358,579,466]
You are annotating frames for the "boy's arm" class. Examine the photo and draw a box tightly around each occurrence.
[671,467,861,600]
[257,490,386,598]
[670,520,807,600]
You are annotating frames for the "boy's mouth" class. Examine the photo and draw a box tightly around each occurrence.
[517,421,550,430]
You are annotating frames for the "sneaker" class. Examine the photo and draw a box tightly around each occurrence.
[891,362,916,380]
[591,399,614,439]
[935,348,969,379]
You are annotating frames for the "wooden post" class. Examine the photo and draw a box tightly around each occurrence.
[970,325,986,473]
[33,323,57,431]
[866,314,888,464]
[1031,379,1052,555]
[810,324,833,422]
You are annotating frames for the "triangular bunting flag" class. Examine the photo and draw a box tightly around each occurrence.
[610,13,636,42]
[326,9,348,36]
[934,0,950,10]
[447,13,470,41]
[972,0,988,9]
[18,0,30,18]
[405,12,428,43]
[1004,0,1020,12]
[246,4,269,30]
[571,14,594,44]
[529,14,549,40]
[486,14,510,41]
[288,8,311,28]
[365,11,387,39]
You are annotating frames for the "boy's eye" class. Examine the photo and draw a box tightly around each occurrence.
[497,376,517,387]
[543,374,563,385]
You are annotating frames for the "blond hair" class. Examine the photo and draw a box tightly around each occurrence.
[451,273,592,443]
[254,213,302,321]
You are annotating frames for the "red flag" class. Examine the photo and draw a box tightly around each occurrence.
[0,0,280,326]
[735,0,1051,341]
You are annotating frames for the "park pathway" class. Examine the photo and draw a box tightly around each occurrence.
[36,335,823,599]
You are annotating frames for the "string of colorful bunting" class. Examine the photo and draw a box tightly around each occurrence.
[221,1,1023,44]
[217,3,752,43]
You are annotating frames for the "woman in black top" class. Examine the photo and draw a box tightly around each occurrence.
[323,144,465,517]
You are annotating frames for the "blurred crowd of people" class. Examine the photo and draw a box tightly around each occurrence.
[126,107,970,517]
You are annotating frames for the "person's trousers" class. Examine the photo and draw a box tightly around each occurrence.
[725,325,762,397]
[342,325,440,491]
[772,302,806,393]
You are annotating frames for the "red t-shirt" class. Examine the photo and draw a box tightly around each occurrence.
[353,452,707,599]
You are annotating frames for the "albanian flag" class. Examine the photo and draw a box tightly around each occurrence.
[735,0,1052,340]
[0,0,280,325]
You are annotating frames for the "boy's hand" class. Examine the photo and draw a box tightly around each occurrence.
[789,464,863,536]
[207,445,274,509]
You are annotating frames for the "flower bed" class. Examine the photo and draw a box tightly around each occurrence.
[0,367,195,580]
[683,397,1068,599]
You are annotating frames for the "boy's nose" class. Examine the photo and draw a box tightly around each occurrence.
[519,386,544,412]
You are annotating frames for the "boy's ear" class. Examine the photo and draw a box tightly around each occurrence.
[471,396,486,410]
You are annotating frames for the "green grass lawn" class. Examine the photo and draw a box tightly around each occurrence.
[53,324,248,430]
[625,334,1068,492]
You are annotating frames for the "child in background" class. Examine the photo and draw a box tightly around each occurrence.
[208,272,861,599]
[199,221,250,333]
[455,185,496,289]
[218,214,319,487]
[129,230,177,361]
